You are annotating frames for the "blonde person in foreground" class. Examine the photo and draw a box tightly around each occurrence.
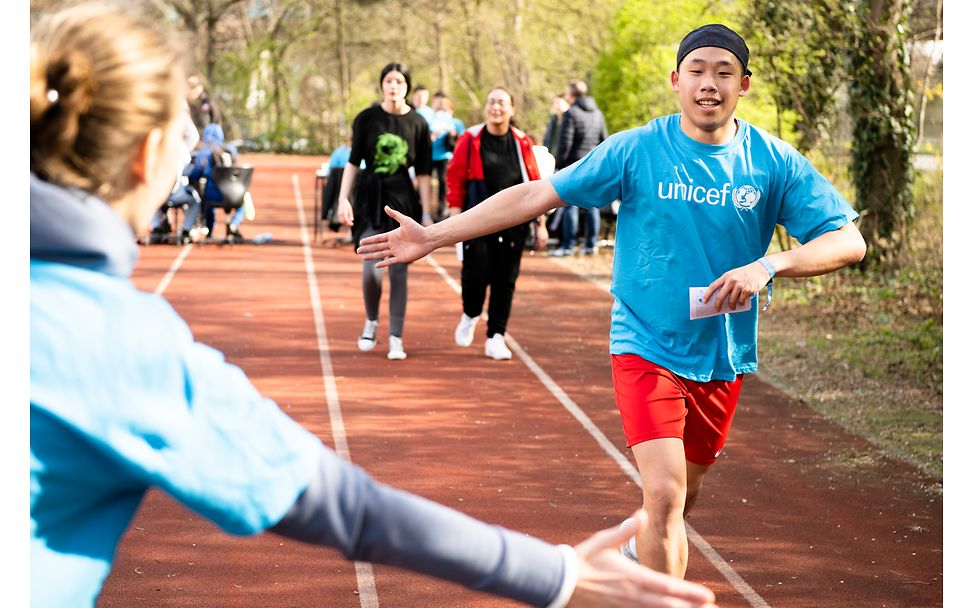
[29,4,717,608]
[359,24,866,580]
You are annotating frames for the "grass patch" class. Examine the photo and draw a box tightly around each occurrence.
[758,159,943,484]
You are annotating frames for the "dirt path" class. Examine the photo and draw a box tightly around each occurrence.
[98,154,942,607]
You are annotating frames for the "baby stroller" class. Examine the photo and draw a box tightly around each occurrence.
[202,164,254,243]
[189,124,255,243]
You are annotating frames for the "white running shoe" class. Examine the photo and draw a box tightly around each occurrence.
[387,335,407,360]
[484,333,512,360]
[455,313,478,347]
[358,319,378,351]
[619,517,639,562]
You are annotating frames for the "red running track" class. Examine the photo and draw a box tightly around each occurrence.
[98,154,942,607]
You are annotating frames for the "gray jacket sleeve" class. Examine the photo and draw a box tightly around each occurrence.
[270,447,568,606]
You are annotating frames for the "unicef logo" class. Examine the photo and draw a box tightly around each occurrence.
[731,185,761,210]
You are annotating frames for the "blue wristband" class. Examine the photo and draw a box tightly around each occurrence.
[757,257,774,311]
[757,257,776,281]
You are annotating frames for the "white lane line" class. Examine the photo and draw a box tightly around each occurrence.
[291,173,380,608]
[424,252,769,608]
[152,245,193,295]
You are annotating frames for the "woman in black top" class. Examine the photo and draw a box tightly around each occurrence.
[446,87,548,360]
[336,63,433,360]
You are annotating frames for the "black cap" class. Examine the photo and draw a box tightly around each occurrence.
[676,24,752,77]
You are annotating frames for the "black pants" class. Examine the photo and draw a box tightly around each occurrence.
[432,159,448,218]
[460,230,526,338]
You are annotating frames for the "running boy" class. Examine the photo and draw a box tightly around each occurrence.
[357,24,866,578]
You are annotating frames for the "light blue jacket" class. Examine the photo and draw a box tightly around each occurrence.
[29,174,570,607]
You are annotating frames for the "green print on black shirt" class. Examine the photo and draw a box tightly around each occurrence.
[373,132,409,175]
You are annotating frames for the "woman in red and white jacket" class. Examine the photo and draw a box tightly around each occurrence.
[447,86,549,360]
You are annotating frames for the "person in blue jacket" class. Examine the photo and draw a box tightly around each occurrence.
[190,122,248,240]
[358,23,867,582]
[28,5,717,608]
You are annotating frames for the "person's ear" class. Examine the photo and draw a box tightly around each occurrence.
[740,74,750,97]
[130,127,165,185]
[670,69,680,92]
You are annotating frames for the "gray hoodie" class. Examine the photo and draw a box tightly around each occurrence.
[30,173,138,277]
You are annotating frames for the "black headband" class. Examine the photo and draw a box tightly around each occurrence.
[676,24,752,77]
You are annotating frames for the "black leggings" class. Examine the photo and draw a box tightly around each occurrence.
[460,230,526,338]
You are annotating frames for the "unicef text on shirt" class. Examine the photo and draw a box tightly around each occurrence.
[657,181,762,211]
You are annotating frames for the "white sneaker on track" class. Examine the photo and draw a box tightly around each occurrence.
[484,333,512,360]
[387,335,407,360]
[619,517,639,562]
[358,319,378,351]
[455,313,478,348]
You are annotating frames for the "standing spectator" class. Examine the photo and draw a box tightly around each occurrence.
[320,134,352,232]
[412,84,434,125]
[430,92,465,221]
[542,94,571,243]
[551,80,608,256]
[357,23,867,580]
[447,87,548,360]
[186,73,221,140]
[335,63,434,360]
[29,7,718,608]
[542,94,570,159]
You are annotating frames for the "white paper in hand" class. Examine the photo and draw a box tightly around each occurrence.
[689,287,752,320]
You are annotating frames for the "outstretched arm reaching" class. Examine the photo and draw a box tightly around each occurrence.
[357,179,565,268]
[272,448,717,608]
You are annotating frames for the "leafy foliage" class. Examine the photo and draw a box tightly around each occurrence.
[746,0,854,152]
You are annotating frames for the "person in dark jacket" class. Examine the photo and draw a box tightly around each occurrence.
[551,80,608,256]
[29,6,720,608]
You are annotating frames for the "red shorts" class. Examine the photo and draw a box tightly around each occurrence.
[610,354,743,466]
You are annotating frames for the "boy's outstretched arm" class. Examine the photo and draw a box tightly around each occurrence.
[357,179,564,268]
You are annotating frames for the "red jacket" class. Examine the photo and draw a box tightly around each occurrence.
[446,123,541,210]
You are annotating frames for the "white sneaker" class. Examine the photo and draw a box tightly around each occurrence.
[619,518,639,562]
[387,335,407,360]
[357,319,378,352]
[484,333,512,360]
[454,313,479,347]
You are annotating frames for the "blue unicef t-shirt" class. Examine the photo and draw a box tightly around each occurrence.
[550,114,857,382]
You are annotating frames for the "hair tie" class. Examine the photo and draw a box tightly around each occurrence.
[47,89,59,103]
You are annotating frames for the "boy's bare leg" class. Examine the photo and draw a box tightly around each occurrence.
[631,439,712,578]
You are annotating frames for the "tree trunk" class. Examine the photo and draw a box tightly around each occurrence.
[459,0,483,106]
[433,9,448,94]
[335,0,350,132]
[849,0,916,268]
[914,0,942,145]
